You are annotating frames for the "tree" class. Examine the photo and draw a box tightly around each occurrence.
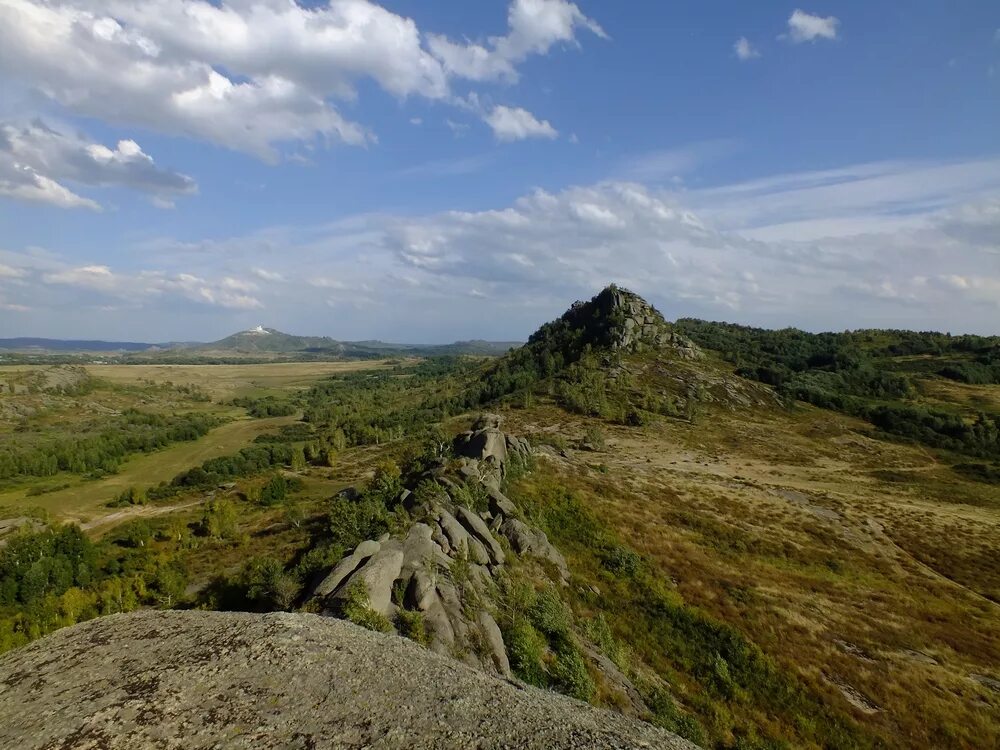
[201,497,238,540]
[239,557,297,611]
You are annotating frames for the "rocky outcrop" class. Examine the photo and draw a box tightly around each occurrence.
[306,414,547,677]
[0,610,699,749]
[561,285,703,359]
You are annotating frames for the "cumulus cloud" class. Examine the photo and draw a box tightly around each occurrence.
[734,37,760,60]
[0,0,600,158]
[484,106,558,141]
[428,0,606,82]
[786,10,839,43]
[0,165,99,210]
[251,268,286,282]
[0,120,196,208]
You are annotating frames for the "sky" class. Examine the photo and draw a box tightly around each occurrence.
[0,0,998,343]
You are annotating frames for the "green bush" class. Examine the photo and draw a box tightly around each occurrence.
[505,619,547,686]
[396,608,428,646]
[341,580,392,633]
[552,641,595,700]
[529,587,571,639]
[600,544,642,579]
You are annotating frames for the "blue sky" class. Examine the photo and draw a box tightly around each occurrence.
[0,1,998,342]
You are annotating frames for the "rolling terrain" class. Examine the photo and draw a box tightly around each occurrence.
[0,286,997,749]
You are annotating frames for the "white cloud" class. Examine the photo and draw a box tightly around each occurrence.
[734,37,760,60]
[689,157,1000,236]
[0,263,28,279]
[428,0,606,83]
[617,140,739,182]
[0,165,100,210]
[251,268,285,282]
[35,261,263,310]
[0,120,196,209]
[0,1,599,158]
[485,105,558,141]
[10,156,1000,337]
[787,9,839,43]
[43,264,118,289]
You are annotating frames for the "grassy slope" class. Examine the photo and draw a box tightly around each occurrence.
[501,379,999,749]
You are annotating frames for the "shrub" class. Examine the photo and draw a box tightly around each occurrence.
[551,642,595,701]
[341,579,392,633]
[582,425,606,450]
[327,495,389,550]
[529,587,571,639]
[200,497,238,540]
[600,544,642,579]
[397,608,428,646]
[239,556,298,611]
[505,620,547,686]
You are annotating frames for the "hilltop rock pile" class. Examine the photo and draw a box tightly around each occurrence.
[305,414,567,676]
[562,285,702,358]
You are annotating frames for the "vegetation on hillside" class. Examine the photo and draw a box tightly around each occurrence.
[677,319,1000,458]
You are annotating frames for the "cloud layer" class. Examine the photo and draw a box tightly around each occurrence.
[4,157,997,338]
[0,0,598,160]
[484,106,559,141]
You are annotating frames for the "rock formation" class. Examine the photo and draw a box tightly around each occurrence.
[0,610,698,749]
[305,414,567,677]
[560,285,703,358]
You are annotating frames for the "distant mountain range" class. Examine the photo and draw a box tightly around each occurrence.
[0,328,521,359]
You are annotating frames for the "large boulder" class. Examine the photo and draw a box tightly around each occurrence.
[499,518,569,581]
[309,539,380,600]
[331,541,404,617]
[456,506,505,566]
[438,509,490,565]
[478,609,512,678]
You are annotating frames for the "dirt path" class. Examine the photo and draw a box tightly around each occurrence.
[80,500,204,532]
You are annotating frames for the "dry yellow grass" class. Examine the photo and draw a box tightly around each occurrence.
[84,360,403,399]
[503,399,1000,749]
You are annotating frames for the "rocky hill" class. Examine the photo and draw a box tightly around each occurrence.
[554,285,703,358]
[0,610,697,749]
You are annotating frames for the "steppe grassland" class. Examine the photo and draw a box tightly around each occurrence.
[84,360,402,400]
[503,397,1000,749]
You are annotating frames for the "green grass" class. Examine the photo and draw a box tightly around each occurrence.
[0,415,298,523]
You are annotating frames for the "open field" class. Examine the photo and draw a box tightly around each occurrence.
[82,360,403,400]
[0,360,393,525]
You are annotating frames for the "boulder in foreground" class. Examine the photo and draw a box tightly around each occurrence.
[0,610,698,750]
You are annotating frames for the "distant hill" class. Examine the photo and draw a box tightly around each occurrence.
[0,337,158,352]
[0,327,520,360]
[190,327,519,358]
[192,326,346,355]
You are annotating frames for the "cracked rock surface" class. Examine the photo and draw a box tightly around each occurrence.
[0,610,698,750]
